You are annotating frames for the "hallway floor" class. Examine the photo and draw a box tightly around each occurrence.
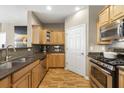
[39,69,91,88]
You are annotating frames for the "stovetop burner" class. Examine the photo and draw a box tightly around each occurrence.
[108,59,124,65]
[94,56,124,66]
[90,54,124,65]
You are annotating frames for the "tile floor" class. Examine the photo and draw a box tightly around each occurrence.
[39,68,91,88]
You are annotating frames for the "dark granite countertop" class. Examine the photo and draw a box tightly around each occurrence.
[0,53,46,80]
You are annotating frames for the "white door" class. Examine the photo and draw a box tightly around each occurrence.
[65,24,86,76]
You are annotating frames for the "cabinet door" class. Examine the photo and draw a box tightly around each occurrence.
[51,31,64,44]
[13,72,31,88]
[47,54,56,68]
[47,54,65,68]
[109,6,114,21]
[51,31,58,44]
[40,59,47,79]
[57,32,65,44]
[113,5,124,20]
[99,7,109,26]
[55,54,65,67]
[0,76,11,88]
[119,70,124,88]
[32,64,41,88]
[32,25,42,44]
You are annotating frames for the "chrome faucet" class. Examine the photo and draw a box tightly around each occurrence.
[5,45,16,61]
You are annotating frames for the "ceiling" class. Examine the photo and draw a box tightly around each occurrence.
[0,5,87,24]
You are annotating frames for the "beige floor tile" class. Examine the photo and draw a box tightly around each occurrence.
[39,69,91,88]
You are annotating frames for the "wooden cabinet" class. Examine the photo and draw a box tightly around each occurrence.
[32,64,41,88]
[112,5,124,21]
[32,25,42,44]
[57,31,65,44]
[0,76,11,88]
[99,7,109,27]
[109,6,114,21]
[47,53,65,68]
[40,29,51,44]
[12,60,41,88]
[119,69,124,88]
[13,72,31,88]
[0,59,45,88]
[51,31,64,44]
[99,5,124,24]
[40,59,47,78]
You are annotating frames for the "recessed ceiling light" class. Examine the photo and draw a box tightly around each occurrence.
[46,6,52,11]
[75,6,80,11]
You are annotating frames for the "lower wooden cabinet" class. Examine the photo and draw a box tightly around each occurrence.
[32,64,41,88]
[119,69,124,88]
[47,53,65,68]
[0,76,11,88]
[0,59,47,88]
[13,72,31,88]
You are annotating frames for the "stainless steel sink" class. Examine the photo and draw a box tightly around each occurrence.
[0,62,12,69]
[12,57,27,63]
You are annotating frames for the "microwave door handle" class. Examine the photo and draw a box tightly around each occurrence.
[117,24,121,37]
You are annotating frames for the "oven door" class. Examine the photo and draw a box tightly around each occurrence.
[89,62,112,88]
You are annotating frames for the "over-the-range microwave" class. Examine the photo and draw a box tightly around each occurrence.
[100,19,124,41]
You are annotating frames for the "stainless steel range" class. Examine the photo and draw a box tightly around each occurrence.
[89,54,124,88]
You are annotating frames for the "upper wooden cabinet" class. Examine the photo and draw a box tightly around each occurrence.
[32,25,42,44]
[112,5,124,21]
[40,29,51,44]
[99,6,124,27]
[51,31,64,45]
[99,7,109,27]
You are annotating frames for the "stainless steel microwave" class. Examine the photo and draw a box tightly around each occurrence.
[100,19,124,41]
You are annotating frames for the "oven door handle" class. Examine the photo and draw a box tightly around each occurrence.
[100,68,111,75]
[90,61,111,75]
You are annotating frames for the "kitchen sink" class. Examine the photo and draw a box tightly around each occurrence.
[12,57,27,63]
[0,62,12,69]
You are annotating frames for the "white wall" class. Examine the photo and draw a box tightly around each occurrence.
[89,6,106,52]
[0,23,1,32]
[65,7,89,29]
[1,23,27,47]
[65,6,89,52]
[27,11,43,47]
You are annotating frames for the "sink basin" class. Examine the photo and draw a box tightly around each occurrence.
[0,62,12,69]
[12,57,27,63]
